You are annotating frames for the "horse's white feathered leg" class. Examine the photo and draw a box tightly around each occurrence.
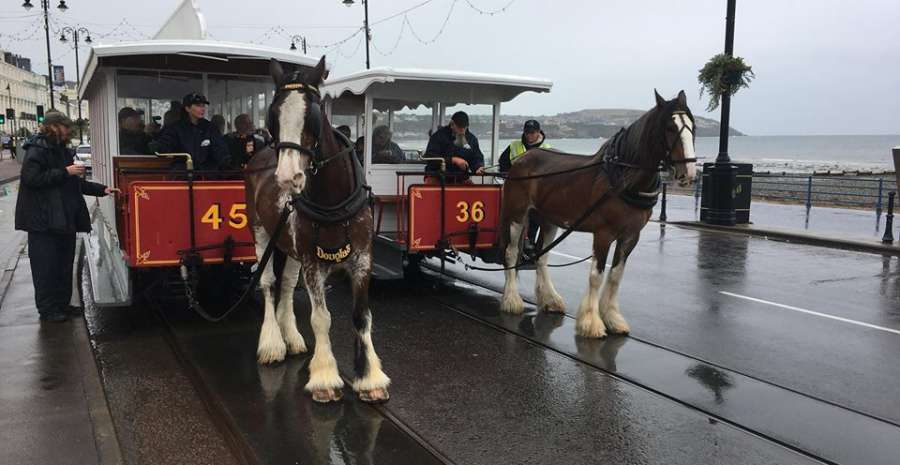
[535,224,565,313]
[500,220,525,314]
[277,256,307,354]
[576,257,607,338]
[255,226,286,364]
[304,265,344,400]
[600,261,630,334]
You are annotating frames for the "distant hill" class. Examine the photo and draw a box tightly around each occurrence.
[389,109,743,140]
[496,109,744,139]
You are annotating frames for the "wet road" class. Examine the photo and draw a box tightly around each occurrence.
[162,279,820,465]
[436,224,900,427]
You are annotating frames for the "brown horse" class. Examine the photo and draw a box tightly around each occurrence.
[244,57,389,403]
[498,90,697,338]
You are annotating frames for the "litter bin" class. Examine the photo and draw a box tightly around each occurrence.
[700,162,753,224]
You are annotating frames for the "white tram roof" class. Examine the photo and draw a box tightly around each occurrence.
[79,40,321,100]
[323,67,552,110]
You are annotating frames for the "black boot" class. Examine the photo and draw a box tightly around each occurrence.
[40,312,69,323]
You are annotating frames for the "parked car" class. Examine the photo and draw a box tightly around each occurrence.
[75,144,92,171]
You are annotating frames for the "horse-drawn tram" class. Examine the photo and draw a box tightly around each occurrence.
[60,3,900,465]
[322,68,552,278]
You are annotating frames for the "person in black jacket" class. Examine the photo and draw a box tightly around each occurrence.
[15,111,117,322]
[224,114,265,168]
[148,92,231,171]
[424,111,485,183]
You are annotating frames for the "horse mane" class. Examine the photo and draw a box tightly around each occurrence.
[596,99,694,191]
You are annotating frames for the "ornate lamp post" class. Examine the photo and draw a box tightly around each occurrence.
[701,0,742,226]
[289,35,308,54]
[59,26,91,143]
[22,0,69,110]
[342,0,371,69]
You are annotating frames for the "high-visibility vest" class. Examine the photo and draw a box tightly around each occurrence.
[509,139,551,163]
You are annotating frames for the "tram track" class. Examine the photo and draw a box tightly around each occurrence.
[426,261,900,429]
[148,288,456,465]
[420,262,900,465]
[135,261,899,465]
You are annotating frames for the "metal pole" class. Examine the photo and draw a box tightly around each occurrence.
[701,0,738,226]
[302,37,308,54]
[883,192,895,244]
[805,176,813,210]
[42,0,55,109]
[363,0,371,69]
[715,0,736,164]
[876,178,884,217]
[660,181,668,222]
[73,29,84,143]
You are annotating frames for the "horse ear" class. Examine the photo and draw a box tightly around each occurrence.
[677,90,687,106]
[654,89,666,107]
[270,59,285,85]
[306,55,327,86]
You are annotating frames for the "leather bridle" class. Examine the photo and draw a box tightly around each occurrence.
[271,82,353,175]
[663,111,697,170]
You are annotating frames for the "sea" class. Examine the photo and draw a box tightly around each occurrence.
[506,135,900,173]
[398,135,900,173]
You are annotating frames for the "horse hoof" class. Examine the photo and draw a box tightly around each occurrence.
[603,313,631,334]
[311,388,343,403]
[284,334,308,355]
[538,292,566,313]
[500,293,525,314]
[575,320,607,339]
[257,343,287,365]
[359,388,390,403]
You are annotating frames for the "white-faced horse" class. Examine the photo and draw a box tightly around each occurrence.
[498,90,697,338]
[244,57,389,403]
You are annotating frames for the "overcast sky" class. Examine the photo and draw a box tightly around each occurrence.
[2,0,898,135]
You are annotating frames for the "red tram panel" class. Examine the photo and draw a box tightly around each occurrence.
[123,181,256,267]
[407,185,502,252]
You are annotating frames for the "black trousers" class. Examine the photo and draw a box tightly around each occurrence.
[27,231,76,316]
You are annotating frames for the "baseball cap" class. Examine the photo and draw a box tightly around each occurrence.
[523,120,541,132]
[43,110,75,129]
[182,92,210,106]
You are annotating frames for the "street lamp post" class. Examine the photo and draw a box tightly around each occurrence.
[702,0,739,226]
[289,35,308,54]
[343,0,371,69]
[59,26,91,143]
[6,84,17,151]
[22,0,69,110]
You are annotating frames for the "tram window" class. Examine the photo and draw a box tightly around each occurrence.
[116,70,203,155]
[207,75,271,139]
[370,99,431,165]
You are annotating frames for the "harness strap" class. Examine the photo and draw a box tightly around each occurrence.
[180,200,294,322]
[466,189,613,272]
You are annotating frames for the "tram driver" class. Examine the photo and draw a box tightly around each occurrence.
[148,92,231,172]
[424,111,485,184]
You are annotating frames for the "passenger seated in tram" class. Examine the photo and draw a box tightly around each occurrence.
[145,117,162,140]
[224,114,265,168]
[335,125,352,141]
[210,114,226,136]
[371,125,406,164]
[162,100,181,129]
[118,107,150,155]
[147,92,231,171]
[354,136,365,165]
[424,111,485,184]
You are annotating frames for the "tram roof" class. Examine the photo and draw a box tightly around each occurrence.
[322,67,553,105]
[79,40,321,100]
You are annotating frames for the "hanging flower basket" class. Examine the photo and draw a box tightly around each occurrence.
[698,54,755,112]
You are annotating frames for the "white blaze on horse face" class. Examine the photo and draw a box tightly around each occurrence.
[275,92,310,193]
[672,114,697,186]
